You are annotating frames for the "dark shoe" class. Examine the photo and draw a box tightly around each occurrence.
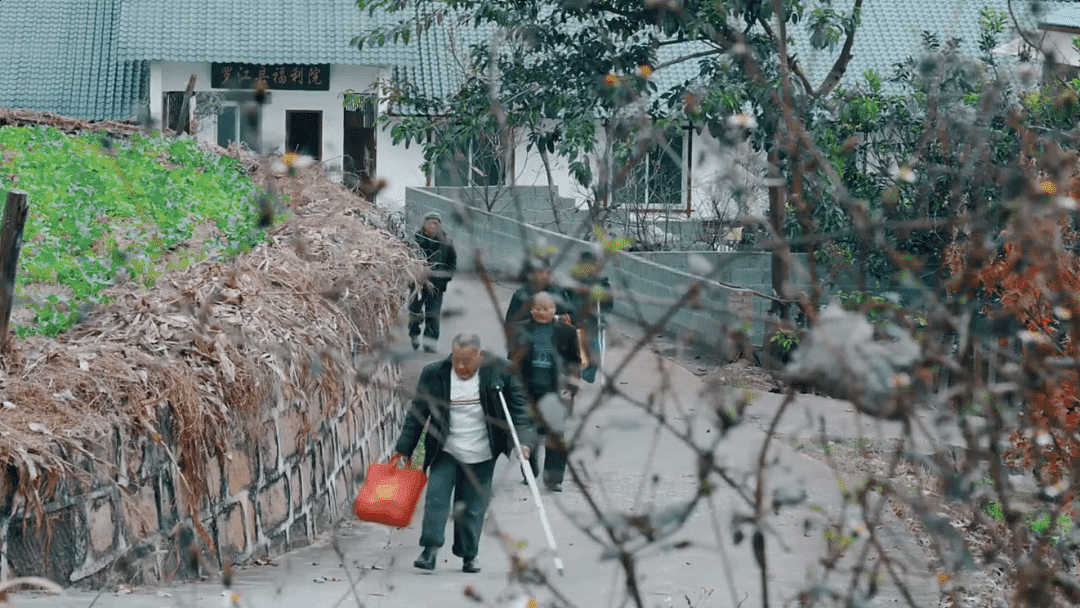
[462,558,481,573]
[414,547,437,571]
[423,345,436,353]
[410,338,420,351]
[547,483,563,492]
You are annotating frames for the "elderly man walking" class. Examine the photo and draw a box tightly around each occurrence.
[509,292,581,492]
[409,211,457,352]
[394,333,536,573]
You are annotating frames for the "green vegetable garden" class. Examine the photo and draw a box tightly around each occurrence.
[0,126,268,337]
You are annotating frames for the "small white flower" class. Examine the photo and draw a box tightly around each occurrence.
[1035,431,1053,446]
[896,166,916,184]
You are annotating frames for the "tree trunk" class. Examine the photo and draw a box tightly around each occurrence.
[0,189,29,353]
[177,74,197,135]
[767,149,790,324]
[538,144,564,234]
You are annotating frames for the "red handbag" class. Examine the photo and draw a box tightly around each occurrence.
[353,454,427,528]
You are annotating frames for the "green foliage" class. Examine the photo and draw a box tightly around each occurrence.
[769,329,799,354]
[0,126,269,337]
[1020,78,1080,132]
[836,290,886,311]
[353,0,862,217]
[984,500,1073,543]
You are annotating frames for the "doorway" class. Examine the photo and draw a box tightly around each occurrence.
[285,111,322,160]
[344,102,377,197]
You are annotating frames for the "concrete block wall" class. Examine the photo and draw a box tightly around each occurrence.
[0,360,405,588]
[407,188,755,355]
[632,251,820,344]
[428,186,586,234]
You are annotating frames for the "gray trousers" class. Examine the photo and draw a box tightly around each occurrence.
[418,451,496,559]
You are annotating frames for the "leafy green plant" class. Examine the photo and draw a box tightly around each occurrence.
[984,500,1073,543]
[769,329,800,354]
[0,126,273,336]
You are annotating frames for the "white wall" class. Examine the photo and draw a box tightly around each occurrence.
[148,62,767,218]
[511,122,584,209]
[687,128,769,221]
[518,119,769,222]
[149,61,434,212]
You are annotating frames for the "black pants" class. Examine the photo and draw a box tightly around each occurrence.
[527,432,568,487]
[408,287,444,343]
[419,452,496,559]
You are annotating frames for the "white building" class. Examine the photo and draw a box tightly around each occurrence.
[1,0,1067,225]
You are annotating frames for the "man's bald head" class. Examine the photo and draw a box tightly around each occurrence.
[529,291,557,324]
[532,291,555,307]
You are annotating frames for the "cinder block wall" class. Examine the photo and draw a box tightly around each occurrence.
[1,360,404,587]
[428,186,586,235]
[407,188,756,354]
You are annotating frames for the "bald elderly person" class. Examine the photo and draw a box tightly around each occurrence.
[508,291,581,492]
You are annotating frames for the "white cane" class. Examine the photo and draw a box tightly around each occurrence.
[496,389,565,577]
[597,300,606,381]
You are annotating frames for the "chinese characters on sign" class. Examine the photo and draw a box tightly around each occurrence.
[211,63,330,91]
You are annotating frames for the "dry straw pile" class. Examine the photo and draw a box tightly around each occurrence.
[0,141,423,540]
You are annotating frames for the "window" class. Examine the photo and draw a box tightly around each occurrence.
[613,132,685,210]
[432,132,507,187]
[163,92,189,134]
[215,105,260,150]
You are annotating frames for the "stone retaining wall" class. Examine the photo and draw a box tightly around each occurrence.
[1,360,405,587]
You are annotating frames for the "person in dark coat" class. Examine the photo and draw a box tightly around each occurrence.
[394,333,536,573]
[567,250,614,383]
[509,292,581,492]
[409,211,458,352]
[504,257,574,331]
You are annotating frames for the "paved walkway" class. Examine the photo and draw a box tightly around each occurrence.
[13,276,941,608]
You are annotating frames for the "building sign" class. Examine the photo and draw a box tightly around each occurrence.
[211,63,330,91]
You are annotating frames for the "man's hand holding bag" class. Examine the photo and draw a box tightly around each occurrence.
[353,453,427,528]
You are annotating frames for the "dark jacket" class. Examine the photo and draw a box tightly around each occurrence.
[509,319,581,398]
[504,285,574,328]
[414,230,457,291]
[395,355,536,471]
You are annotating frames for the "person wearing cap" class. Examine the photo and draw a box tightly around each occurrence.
[409,212,458,352]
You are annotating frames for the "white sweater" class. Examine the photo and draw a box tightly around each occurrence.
[444,373,493,464]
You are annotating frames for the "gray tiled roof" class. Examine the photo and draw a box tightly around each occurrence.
[1040,4,1080,29]
[0,0,147,121]
[4,0,1068,122]
[791,0,1072,93]
[116,0,415,67]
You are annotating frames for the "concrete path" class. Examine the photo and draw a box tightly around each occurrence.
[11,276,941,608]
